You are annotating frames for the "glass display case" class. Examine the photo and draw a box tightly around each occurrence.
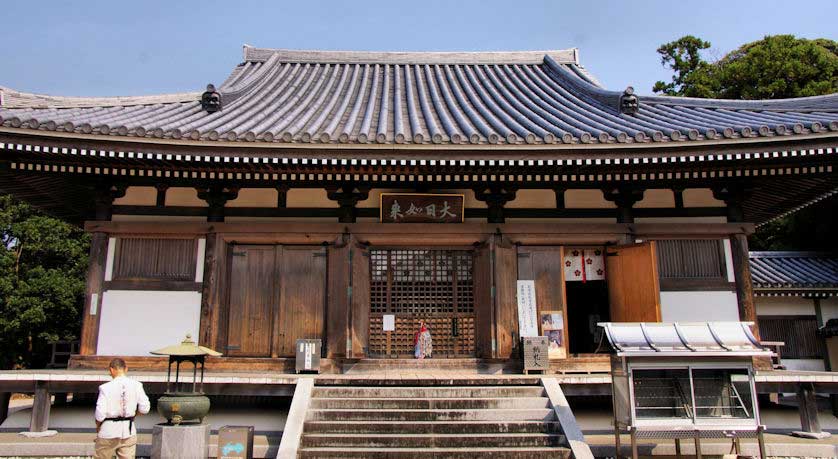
[600,322,772,459]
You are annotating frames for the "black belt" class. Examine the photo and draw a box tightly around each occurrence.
[103,416,135,432]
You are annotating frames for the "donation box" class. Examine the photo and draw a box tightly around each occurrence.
[218,425,254,459]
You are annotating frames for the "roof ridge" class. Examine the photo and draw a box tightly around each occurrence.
[241,45,579,65]
[0,85,200,109]
[750,251,838,258]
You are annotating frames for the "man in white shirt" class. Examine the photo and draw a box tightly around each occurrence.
[94,358,151,459]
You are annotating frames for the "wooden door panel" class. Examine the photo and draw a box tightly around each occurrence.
[606,242,661,323]
[276,246,327,357]
[517,247,568,350]
[473,244,493,358]
[494,239,518,358]
[227,245,276,357]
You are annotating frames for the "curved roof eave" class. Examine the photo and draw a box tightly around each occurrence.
[1,47,837,146]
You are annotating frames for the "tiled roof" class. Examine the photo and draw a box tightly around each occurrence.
[1,46,837,146]
[750,251,838,293]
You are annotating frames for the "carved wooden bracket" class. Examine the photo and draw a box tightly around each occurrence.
[712,185,754,223]
[196,185,239,222]
[326,184,370,223]
[93,182,128,221]
[603,187,645,223]
[473,185,517,223]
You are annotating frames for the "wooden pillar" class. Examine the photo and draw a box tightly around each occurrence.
[553,187,566,209]
[730,233,758,336]
[349,238,370,358]
[30,381,50,433]
[794,382,827,437]
[79,232,109,355]
[326,184,369,223]
[474,186,516,223]
[0,392,10,426]
[154,184,168,207]
[713,185,759,338]
[199,232,222,349]
[326,234,350,359]
[493,233,519,358]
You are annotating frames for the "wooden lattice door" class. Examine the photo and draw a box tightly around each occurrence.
[368,249,476,358]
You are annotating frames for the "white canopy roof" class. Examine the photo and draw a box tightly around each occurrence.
[598,322,771,357]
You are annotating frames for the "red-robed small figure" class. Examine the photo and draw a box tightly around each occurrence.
[413,320,433,359]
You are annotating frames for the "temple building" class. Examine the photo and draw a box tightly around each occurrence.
[1,46,837,373]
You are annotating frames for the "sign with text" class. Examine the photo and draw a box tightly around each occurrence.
[516,280,539,338]
[380,193,464,223]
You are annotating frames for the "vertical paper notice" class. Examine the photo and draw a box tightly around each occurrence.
[516,280,539,337]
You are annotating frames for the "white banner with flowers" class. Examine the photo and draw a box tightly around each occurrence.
[563,247,605,282]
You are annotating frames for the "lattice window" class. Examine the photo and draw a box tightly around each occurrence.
[113,237,198,281]
[370,250,474,315]
[758,315,826,359]
[369,249,475,357]
[657,239,726,279]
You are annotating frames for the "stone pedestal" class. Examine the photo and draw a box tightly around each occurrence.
[151,423,209,459]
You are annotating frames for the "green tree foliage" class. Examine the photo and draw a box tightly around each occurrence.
[652,35,715,97]
[655,35,838,252]
[654,35,838,99]
[0,195,90,369]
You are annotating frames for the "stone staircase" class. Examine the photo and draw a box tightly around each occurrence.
[298,382,573,458]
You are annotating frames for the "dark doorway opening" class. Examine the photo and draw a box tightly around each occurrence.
[565,280,610,355]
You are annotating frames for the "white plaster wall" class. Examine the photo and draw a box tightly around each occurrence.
[660,291,740,322]
[782,359,826,372]
[755,296,816,316]
[821,297,838,322]
[97,290,201,356]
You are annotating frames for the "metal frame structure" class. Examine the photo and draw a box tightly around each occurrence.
[600,322,773,459]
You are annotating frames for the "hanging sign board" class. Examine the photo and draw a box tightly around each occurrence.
[516,280,539,338]
[380,193,464,223]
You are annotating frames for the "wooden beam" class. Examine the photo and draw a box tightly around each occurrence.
[29,381,51,433]
[79,232,108,355]
[0,392,10,426]
[103,280,202,291]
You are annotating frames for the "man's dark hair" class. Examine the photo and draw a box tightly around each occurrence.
[108,358,127,371]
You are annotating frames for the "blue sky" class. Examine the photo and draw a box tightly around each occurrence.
[1,0,836,97]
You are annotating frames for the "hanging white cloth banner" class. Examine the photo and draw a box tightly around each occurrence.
[563,248,606,282]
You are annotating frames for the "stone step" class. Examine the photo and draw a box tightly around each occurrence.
[303,420,562,435]
[300,432,568,448]
[309,396,551,410]
[316,376,541,386]
[307,408,556,422]
[297,446,572,458]
[312,385,545,398]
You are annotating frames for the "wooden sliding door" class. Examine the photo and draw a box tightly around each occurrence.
[226,245,327,358]
[275,247,327,356]
[226,245,277,357]
[605,242,662,323]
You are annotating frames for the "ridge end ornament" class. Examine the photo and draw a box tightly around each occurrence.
[619,86,639,115]
[201,84,222,113]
